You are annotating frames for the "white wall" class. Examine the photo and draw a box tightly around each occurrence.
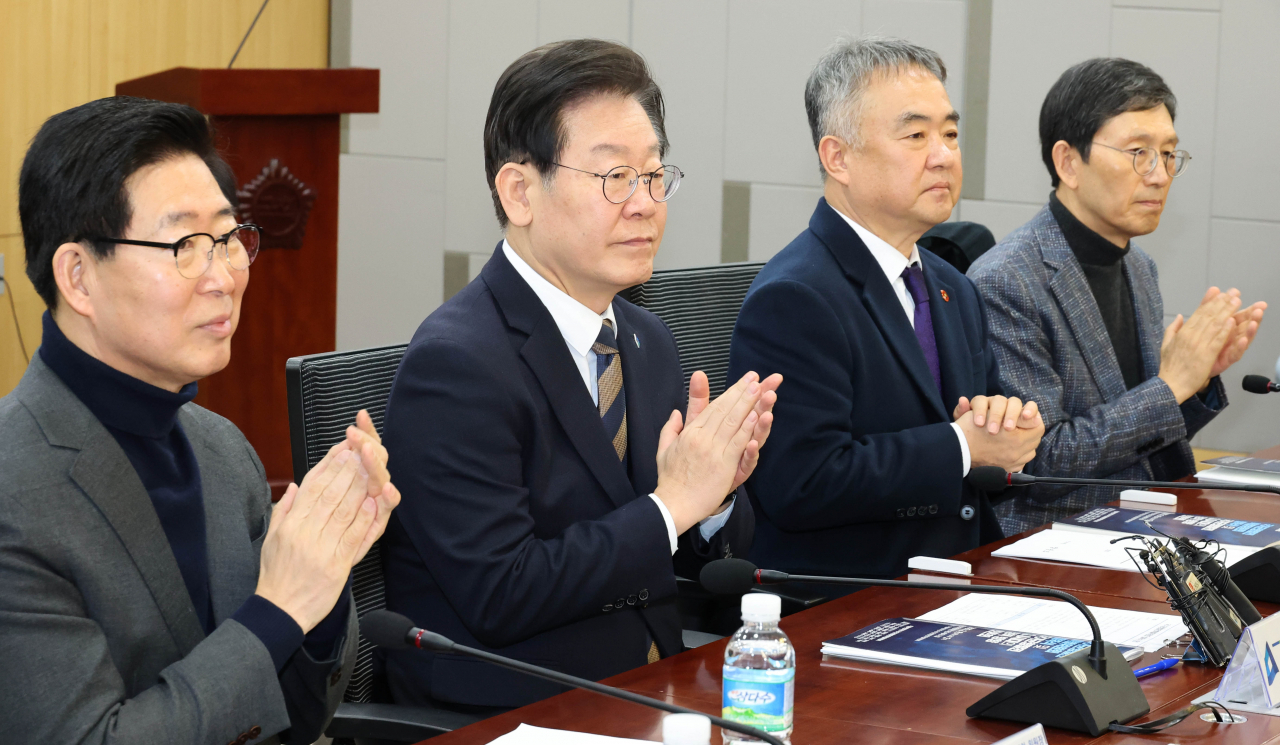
[334,0,1278,451]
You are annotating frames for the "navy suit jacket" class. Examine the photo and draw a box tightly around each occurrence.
[381,245,753,709]
[728,199,1004,580]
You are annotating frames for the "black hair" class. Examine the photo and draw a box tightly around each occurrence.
[1039,58,1177,188]
[483,39,667,227]
[19,96,237,308]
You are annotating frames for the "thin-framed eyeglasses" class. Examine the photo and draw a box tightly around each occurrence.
[95,224,262,280]
[1091,142,1191,178]
[552,163,684,204]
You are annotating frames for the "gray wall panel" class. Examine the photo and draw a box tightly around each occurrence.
[984,0,1111,205]
[861,0,968,113]
[634,0,730,270]
[723,0,860,187]
[537,0,631,43]
[956,198,1042,241]
[747,184,824,262]
[347,0,448,159]
[1211,0,1280,222]
[336,154,446,350]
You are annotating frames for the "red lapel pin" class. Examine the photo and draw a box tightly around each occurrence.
[940,289,950,302]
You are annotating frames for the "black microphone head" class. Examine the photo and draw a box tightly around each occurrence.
[967,466,1010,493]
[1243,375,1274,394]
[700,558,759,595]
[361,610,416,649]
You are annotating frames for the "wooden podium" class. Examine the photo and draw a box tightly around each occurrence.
[117,68,379,495]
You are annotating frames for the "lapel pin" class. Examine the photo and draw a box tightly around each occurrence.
[633,333,640,348]
[940,289,950,302]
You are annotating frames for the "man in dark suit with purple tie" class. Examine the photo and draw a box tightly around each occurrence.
[729,36,1044,585]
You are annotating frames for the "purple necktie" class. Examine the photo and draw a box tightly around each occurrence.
[901,264,942,393]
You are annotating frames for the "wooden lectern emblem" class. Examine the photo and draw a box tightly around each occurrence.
[237,159,318,249]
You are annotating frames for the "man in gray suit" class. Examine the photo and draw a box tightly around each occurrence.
[969,59,1265,534]
[0,97,401,744]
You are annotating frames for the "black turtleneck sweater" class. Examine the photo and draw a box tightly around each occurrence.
[1049,193,1145,390]
[39,313,347,671]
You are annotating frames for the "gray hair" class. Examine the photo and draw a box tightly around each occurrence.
[805,35,947,175]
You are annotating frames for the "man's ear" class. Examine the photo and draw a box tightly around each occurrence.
[818,135,852,187]
[495,163,537,228]
[1052,140,1081,191]
[50,242,96,320]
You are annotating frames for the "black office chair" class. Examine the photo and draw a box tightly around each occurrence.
[285,345,480,745]
[624,262,827,624]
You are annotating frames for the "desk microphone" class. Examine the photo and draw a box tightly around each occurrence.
[699,558,1151,736]
[968,465,1280,604]
[360,610,786,745]
[1243,375,1280,394]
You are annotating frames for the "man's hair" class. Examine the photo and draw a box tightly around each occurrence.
[19,96,237,309]
[484,39,667,227]
[805,35,947,176]
[1039,58,1176,187]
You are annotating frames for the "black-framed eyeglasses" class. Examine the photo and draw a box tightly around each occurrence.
[552,163,684,204]
[1091,142,1191,178]
[95,224,262,279]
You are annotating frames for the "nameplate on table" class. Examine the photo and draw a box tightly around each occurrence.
[991,723,1047,745]
[1214,613,1280,711]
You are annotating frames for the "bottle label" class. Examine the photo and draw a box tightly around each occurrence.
[721,666,795,733]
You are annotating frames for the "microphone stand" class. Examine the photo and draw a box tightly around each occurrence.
[392,622,787,745]
[707,561,1152,736]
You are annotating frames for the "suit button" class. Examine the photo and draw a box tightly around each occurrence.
[896,508,906,518]
[919,505,928,516]
[960,505,976,520]
[929,504,938,515]
[329,670,342,686]
[248,727,262,739]
[602,603,613,612]
[236,735,249,745]
[907,506,916,516]
[626,595,637,606]
[638,589,649,601]
[614,598,626,609]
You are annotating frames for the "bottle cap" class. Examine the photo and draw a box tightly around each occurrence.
[662,713,711,745]
[741,592,781,622]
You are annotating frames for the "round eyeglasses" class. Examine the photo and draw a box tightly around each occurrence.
[95,224,262,279]
[553,163,684,204]
[1091,142,1191,179]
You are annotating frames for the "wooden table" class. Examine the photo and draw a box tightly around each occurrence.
[419,454,1280,744]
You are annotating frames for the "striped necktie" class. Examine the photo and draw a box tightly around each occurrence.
[593,319,628,461]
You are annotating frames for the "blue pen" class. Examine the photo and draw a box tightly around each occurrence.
[1134,658,1180,678]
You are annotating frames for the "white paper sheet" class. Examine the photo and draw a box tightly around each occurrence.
[916,593,1188,653]
[993,530,1259,572]
[486,723,655,744]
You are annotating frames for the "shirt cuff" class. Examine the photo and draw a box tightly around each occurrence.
[698,496,736,542]
[232,595,304,674]
[648,493,679,555]
[302,579,351,662]
[949,422,972,477]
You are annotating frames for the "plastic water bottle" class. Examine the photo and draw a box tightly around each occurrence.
[721,593,795,744]
[663,713,711,745]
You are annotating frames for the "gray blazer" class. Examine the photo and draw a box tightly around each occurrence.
[0,356,356,745]
[968,206,1224,535]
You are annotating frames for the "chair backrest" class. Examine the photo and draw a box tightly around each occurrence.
[285,344,408,704]
[624,261,766,398]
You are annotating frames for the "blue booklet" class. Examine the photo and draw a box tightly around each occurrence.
[1056,506,1280,548]
[1202,456,1280,474]
[821,618,1143,680]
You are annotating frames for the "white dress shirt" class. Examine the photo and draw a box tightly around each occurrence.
[829,211,972,476]
[502,241,733,552]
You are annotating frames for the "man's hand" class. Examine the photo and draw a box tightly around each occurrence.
[685,371,783,493]
[653,371,771,535]
[1159,288,1239,403]
[343,409,400,563]
[954,395,1041,433]
[1208,295,1266,380]
[955,406,1044,472]
[255,412,401,632]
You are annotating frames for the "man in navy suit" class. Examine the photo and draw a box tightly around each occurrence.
[381,39,781,712]
[729,36,1044,583]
